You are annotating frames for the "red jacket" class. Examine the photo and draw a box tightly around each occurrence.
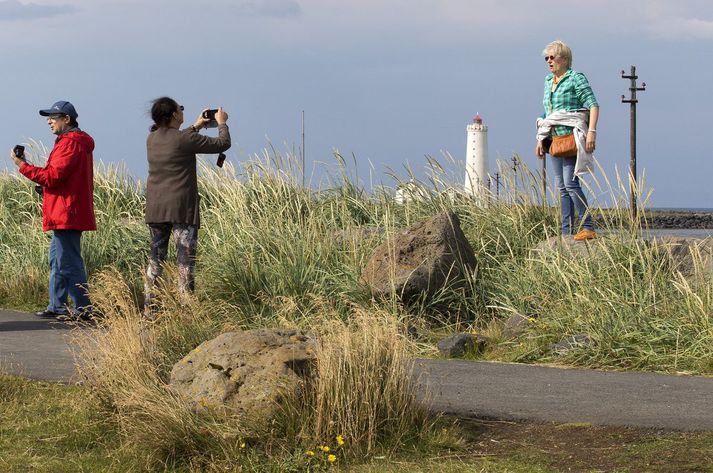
[20,130,96,232]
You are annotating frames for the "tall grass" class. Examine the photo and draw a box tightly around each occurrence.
[4,145,713,466]
[2,148,712,372]
[80,269,444,470]
[490,235,713,373]
[270,300,438,460]
[79,267,248,465]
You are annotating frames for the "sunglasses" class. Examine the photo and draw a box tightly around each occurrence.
[544,55,557,62]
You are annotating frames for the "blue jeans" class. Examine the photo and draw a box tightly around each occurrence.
[47,230,91,313]
[550,156,593,234]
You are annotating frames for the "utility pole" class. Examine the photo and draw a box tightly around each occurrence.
[301,110,305,188]
[511,155,520,204]
[540,156,547,208]
[494,172,501,199]
[487,175,493,205]
[621,66,646,220]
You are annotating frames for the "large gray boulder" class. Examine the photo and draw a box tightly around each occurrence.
[170,329,316,423]
[533,235,608,259]
[437,333,489,358]
[550,333,593,355]
[502,312,538,340]
[360,212,477,304]
[535,234,713,278]
[653,236,713,277]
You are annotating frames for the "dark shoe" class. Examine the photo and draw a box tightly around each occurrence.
[34,309,65,319]
[56,310,97,323]
[78,311,99,324]
[55,312,77,322]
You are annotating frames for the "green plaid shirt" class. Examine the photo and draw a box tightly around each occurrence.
[543,69,599,136]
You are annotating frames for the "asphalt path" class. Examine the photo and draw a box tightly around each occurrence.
[2,309,713,431]
[412,359,713,431]
[0,309,80,382]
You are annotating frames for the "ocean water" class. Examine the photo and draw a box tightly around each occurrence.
[650,208,713,213]
[602,229,713,238]
[646,208,713,237]
[643,229,713,238]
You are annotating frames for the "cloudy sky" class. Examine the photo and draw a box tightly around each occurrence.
[0,0,711,207]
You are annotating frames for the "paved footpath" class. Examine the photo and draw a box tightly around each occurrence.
[0,309,81,382]
[2,309,713,431]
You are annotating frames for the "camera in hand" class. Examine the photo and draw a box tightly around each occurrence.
[202,109,219,128]
[13,145,24,160]
[11,144,41,196]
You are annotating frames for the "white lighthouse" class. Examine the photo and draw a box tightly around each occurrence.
[464,115,489,203]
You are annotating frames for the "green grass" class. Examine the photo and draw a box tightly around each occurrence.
[0,375,141,472]
[2,154,713,375]
[3,374,713,472]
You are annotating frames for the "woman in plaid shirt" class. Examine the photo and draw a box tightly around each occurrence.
[536,40,599,241]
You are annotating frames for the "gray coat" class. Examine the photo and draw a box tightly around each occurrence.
[145,124,230,226]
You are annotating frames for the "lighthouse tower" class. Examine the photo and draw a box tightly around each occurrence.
[464,115,489,202]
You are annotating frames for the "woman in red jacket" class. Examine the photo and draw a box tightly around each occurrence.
[11,100,96,322]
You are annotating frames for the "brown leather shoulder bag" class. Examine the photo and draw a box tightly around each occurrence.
[550,133,577,158]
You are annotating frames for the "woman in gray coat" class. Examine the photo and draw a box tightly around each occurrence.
[144,97,231,316]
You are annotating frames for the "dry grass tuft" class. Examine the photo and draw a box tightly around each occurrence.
[78,268,251,464]
[269,299,439,459]
[79,271,441,467]
[311,310,433,457]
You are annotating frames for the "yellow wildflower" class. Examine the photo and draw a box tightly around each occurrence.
[306,450,315,456]
[327,454,337,462]
[336,435,345,446]
[240,442,246,449]
[319,445,330,452]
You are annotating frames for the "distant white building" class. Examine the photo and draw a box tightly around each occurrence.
[394,181,428,204]
[464,115,490,204]
[394,181,463,205]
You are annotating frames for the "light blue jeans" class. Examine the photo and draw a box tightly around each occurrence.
[47,230,92,313]
[550,156,593,234]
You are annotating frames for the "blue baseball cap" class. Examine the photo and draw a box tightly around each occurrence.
[39,100,78,120]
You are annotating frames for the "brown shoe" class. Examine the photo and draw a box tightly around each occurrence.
[574,229,597,241]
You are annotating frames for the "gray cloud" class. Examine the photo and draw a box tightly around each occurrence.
[234,0,301,18]
[646,16,713,40]
[0,0,77,21]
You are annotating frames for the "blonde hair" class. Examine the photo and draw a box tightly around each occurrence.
[542,40,572,69]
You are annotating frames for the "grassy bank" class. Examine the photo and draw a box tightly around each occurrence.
[2,156,711,374]
[3,152,713,469]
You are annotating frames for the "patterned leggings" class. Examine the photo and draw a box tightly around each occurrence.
[144,223,198,309]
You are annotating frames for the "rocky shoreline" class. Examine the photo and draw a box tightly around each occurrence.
[643,211,713,229]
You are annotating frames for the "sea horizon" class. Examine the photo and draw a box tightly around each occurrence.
[649,207,713,213]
